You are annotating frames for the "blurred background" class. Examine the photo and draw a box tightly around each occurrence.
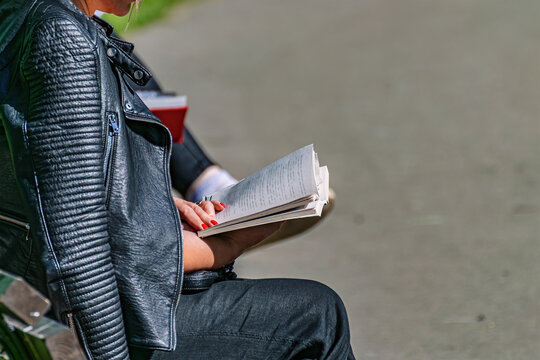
[113,0,540,358]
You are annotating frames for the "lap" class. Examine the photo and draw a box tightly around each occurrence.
[132,278,352,360]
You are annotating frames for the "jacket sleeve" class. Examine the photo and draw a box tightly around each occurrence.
[21,17,130,360]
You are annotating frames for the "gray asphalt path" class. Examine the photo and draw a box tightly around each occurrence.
[129,0,540,358]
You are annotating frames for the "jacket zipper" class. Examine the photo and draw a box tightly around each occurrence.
[0,213,30,241]
[105,113,119,206]
[66,313,76,333]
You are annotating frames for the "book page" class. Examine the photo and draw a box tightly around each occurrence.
[204,144,318,223]
[318,166,329,203]
[198,200,325,237]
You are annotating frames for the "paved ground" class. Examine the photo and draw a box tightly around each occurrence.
[128,0,540,358]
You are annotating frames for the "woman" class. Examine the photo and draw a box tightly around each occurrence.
[0,0,355,359]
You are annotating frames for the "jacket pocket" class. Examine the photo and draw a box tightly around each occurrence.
[0,213,30,238]
[104,112,120,208]
[0,212,32,276]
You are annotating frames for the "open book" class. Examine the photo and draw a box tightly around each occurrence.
[197,144,329,237]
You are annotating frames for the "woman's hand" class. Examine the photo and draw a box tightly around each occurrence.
[173,197,225,231]
[182,222,284,273]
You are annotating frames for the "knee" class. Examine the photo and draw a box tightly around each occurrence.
[288,279,349,327]
[288,280,352,356]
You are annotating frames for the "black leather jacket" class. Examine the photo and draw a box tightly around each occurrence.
[0,0,183,358]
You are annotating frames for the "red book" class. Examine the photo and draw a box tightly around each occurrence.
[138,91,188,143]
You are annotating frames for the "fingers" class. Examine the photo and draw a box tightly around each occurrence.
[173,197,224,231]
[174,197,208,230]
[192,202,217,225]
[199,201,216,218]
[188,202,216,229]
[211,200,226,212]
[199,200,226,216]
[196,201,226,229]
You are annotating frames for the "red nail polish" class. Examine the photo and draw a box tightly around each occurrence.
[220,202,226,208]
[211,220,218,225]
[202,224,208,229]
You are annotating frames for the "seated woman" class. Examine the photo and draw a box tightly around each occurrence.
[0,0,355,359]
[124,47,335,247]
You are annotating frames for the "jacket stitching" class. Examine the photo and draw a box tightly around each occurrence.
[20,67,73,314]
[20,14,104,326]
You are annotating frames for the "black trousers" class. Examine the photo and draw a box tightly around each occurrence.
[132,278,355,360]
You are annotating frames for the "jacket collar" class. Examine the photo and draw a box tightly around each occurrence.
[89,16,152,86]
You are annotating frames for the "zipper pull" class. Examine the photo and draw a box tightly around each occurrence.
[67,313,76,333]
[25,224,30,241]
[108,113,119,135]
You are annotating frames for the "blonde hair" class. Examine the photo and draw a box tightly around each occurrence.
[126,0,143,29]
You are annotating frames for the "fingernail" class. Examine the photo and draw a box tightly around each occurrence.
[202,224,208,229]
[211,220,218,225]
[220,202,226,208]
